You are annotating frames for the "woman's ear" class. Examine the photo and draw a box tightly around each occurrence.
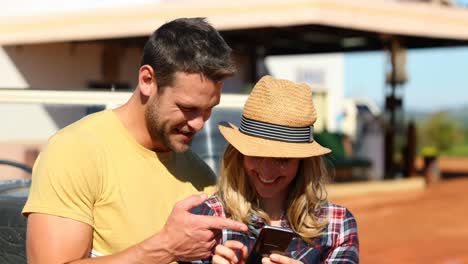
[138,65,156,97]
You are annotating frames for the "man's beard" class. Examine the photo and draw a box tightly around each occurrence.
[145,104,187,152]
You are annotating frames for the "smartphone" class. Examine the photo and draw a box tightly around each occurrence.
[246,225,295,264]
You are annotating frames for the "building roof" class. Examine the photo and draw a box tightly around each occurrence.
[2,0,468,53]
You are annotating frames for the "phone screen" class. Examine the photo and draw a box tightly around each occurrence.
[246,225,295,264]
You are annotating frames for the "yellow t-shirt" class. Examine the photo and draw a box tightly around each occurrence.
[23,109,216,256]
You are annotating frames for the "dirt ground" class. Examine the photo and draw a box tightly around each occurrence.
[331,176,468,264]
[415,157,468,175]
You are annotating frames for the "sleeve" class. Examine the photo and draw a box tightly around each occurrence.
[22,131,102,226]
[324,209,359,264]
[178,201,217,264]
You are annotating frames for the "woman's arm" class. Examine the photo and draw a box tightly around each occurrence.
[324,208,359,264]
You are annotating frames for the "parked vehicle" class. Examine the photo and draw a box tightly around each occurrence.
[0,160,31,264]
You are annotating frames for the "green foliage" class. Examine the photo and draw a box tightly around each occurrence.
[444,143,468,156]
[418,111,463,154]
[420,146,439,157]
[464,127,468,142]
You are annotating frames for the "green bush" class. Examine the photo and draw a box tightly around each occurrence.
[444,143,468,157]
[420,146,438,157]
[418,112,463,153]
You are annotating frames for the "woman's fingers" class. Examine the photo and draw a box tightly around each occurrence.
[224,240,247,256]
[212,253,232,264]
[212,240,249,264]
[262,254,304,264]
[214,244,239,263]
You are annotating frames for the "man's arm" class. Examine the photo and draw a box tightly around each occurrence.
[27,213,93,263]
[27,213,174,264]
[27,194,248,264]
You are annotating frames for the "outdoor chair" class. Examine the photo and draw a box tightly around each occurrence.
[314,132,372,182]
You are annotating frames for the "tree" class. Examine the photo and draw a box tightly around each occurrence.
[419,111,462,153]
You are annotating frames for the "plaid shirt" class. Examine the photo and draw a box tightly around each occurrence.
[187,195,359,264]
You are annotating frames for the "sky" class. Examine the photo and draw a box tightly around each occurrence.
[345,0,468,112]
[344,47,468,112]
[455,0,468,6]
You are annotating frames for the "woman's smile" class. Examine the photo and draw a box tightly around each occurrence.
[257,174,282,185]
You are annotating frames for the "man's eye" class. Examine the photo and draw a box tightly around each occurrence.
[180,106,193,112]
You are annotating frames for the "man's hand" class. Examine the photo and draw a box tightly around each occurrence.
[144,194,248,262]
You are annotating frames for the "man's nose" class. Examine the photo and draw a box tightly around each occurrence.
[187,115,205,132]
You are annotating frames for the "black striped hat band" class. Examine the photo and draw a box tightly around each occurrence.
[239,116,314,143]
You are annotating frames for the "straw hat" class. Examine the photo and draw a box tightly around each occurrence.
[219,75,331,158]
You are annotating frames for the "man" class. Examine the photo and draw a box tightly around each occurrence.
[23,18,247,263]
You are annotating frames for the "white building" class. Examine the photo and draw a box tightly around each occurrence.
[266,54,345,133]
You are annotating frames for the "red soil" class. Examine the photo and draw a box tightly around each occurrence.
[331,177,468,264]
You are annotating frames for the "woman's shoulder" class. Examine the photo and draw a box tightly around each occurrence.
[316,201,358,246]
[315,202,359,261]
[190,194,226,217]
[317,201,356,223]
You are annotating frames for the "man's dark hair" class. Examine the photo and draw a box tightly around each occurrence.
[140,17,236,89]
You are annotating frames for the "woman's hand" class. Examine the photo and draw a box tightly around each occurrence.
[261,253,304,264]
[212,240,248,264]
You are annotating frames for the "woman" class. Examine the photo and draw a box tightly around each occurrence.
[190,76,359,264]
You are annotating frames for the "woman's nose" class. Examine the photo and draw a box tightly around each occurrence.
[258,159,278,175]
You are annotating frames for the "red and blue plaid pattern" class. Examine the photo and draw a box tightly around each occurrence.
[188,195,359,264]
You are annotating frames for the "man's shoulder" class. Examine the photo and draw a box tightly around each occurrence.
[63,110,114,134]
[39,110,113,160]
[49,110,115,145]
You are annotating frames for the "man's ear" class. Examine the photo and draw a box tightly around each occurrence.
[138,65,157,97]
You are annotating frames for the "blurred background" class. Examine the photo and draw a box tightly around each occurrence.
[0,0,467,263]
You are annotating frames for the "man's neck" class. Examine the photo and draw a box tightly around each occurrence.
[114,94,160,151]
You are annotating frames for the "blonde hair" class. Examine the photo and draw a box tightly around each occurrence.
[217,144,329,243]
